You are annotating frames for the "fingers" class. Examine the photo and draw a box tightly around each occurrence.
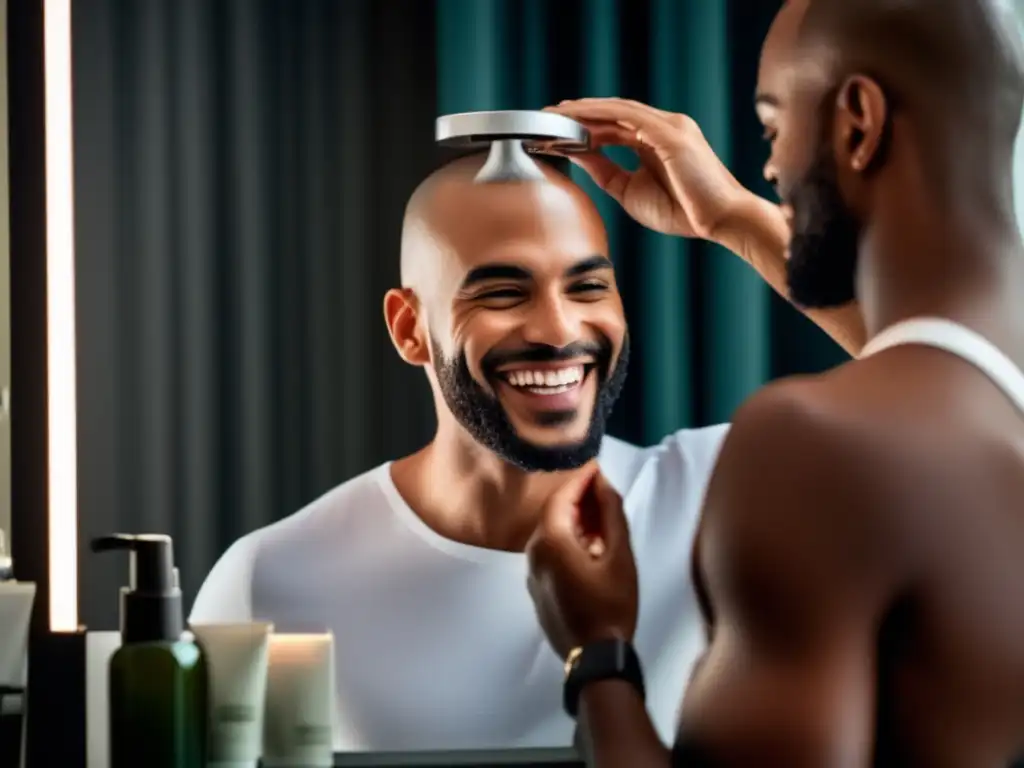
[531,464,600,554]
[583,121,644,149]
[548,461,601,507]
[547,98,683,151]
[572,471,625,553]
[532,122,638,159]
[552,468,625,560]
[583,535,606,559]
[548,97,669,127]
[554,122,639,202]
[590,472,628,549]
[566,152,630,202]
[527,464,629,567]
[531,464,596,544]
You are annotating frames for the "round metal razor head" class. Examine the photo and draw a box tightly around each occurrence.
[435,110,590,154]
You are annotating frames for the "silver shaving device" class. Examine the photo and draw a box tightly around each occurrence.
[435,110,590,183]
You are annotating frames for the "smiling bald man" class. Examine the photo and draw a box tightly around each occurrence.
[189,148,863,751]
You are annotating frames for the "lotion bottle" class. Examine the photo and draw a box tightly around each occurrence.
[92,534,207,768]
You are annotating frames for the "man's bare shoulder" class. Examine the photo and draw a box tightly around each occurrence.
[700,361,949,591]
[728,345,993,457]
[719,360,914,488]
[705,343,1024,583]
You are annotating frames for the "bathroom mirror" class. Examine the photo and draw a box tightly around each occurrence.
[14,0,1024,763]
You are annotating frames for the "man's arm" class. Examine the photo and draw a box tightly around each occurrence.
[576,680,671,768]
[674,383,904,766]
[575,382,904,767]
[714,194,867,357]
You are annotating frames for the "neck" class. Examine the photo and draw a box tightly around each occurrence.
[392,423,592,552]
[856,180,1024,348]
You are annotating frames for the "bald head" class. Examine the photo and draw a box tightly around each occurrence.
[399,152,599,292]
[385,150,626,473]
[793,0,1024,152]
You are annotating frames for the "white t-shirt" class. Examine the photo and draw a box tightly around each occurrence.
[190,425,729,751]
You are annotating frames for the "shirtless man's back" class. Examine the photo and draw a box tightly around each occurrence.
[526,0,1024,765]
[687,333,1024,766]
[844,342,1024,765]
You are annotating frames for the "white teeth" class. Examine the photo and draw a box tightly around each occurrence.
[525,383,575,395]
[504,365,585,390]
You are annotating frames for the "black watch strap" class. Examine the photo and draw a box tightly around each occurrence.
[562,638,645,719]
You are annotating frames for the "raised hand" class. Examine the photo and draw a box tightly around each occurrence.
[547,98,752,241]
[526,464,639,660]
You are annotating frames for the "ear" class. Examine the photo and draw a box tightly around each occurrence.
[383,288,430,367]
[834,74,889,173]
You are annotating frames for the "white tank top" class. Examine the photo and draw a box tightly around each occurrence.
[860,317,1024,414]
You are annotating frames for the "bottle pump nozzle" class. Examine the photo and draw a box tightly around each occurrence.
[92,533,183,643]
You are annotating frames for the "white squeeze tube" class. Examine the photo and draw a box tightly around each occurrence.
[0,582,36,768]
[0,582,35,689]
[262,632,336,767]
[190,622,274,768]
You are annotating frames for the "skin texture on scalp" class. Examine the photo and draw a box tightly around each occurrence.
[400,152,586,299]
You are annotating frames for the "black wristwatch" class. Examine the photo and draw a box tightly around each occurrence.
[562,637,645,719]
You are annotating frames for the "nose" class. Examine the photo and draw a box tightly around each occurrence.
[521,295,581,349]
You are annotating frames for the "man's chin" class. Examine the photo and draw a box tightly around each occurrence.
[502,439,601,473]
[471,405,607,472]
[514,435,591,454]
[504,415,592,447]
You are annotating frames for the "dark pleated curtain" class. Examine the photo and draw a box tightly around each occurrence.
[74,0,438,629]
[73,0,847,629]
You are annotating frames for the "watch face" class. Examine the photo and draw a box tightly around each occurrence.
[562,640,645,721]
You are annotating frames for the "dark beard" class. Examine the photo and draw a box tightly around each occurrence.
[432,333,629,472]
[785,139,862,310]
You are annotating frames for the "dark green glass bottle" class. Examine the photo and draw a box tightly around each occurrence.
[93,534,207,768]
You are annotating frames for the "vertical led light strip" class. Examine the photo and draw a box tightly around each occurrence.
[43,0,78,632]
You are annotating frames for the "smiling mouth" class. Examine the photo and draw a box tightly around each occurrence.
[495,363,594,396]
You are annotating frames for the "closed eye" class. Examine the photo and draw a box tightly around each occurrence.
[473,280,609,306]
[568,280,609,295]
[477,288,526,301]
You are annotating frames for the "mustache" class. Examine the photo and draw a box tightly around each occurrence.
[481,340,610,375]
